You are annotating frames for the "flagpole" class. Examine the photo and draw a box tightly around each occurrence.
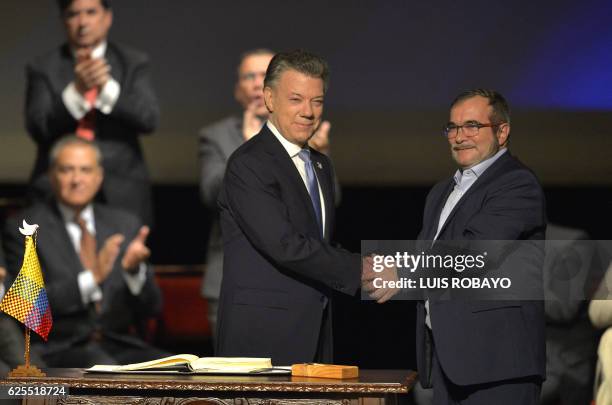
[24,328,31,368]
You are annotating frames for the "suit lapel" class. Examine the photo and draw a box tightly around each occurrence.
[260,128,323,236]
[93,205,114,250]
[435,152,513,239]
[40,202,83,274]
[57,45,75,89]
[104,43,124,84]
[227,116,246,155]
[427,179,454,240]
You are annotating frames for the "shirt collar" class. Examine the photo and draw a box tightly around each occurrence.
[57,201,94,225]
[71,41,107,60]
[453,147,508,186]
[267,121,303,158]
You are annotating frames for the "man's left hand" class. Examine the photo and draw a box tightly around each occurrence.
[121,226,151,272]
[309,120,331,155]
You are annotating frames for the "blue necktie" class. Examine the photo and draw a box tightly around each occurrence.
[298,149,323,237]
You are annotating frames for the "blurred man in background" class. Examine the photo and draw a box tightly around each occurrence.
[25,0,159,226]
[4,137,166,367]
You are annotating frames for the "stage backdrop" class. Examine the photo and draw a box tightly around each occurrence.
[0,0,610,185]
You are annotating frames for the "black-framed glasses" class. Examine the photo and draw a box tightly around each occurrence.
[442,121,506,138]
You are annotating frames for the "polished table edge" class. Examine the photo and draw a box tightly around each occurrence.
[0,369,417,394]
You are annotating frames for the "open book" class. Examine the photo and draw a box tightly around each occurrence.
[85,355,291,375]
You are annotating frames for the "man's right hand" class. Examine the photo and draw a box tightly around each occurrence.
[74,51,111,95]
[93,234,124,284]
[362,255,400,304]
[242,101,265,141]
[0,266,6,284]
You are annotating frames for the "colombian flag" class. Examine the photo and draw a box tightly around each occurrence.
[0,234,52,341]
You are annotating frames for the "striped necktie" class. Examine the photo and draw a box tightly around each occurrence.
[298,149,323,237]
[76,87,98,141]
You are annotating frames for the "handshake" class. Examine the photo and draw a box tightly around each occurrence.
[361,255,400,304]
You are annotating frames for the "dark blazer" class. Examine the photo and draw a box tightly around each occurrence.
[199,116,344,302]
[2,201,162,353]
[25,42,159,225]
[216,125,360,365]
[416,151,547,386]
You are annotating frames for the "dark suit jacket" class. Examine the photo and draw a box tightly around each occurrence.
[199,116,344,302]
[216,125,360,365]
[0,237,23,371]
[3,201,162,354]
[25,42,159,225]
[416,151,547,386]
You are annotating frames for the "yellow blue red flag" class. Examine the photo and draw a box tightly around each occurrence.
[0,224,52,341]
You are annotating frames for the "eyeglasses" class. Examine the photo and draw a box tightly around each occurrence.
[442,121,506,138]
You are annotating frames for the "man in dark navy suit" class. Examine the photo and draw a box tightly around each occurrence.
[415,90,547,404]
[216,50,363,365]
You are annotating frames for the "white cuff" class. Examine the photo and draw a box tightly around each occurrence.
[78,270,103,305]
[122,263,147,296]
[62,82,92,120]
[95,78,120,114]
[0,283,5,301]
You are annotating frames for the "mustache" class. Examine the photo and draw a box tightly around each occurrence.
[452,145,474,150]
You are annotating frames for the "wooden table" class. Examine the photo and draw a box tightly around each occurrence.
[1,368,417,404]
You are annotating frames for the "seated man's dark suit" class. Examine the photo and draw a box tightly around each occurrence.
[216,125,360,365]
[25,42,159,225]
[3,201,165,367]
[0,246,31,375]
[416,152,547,403]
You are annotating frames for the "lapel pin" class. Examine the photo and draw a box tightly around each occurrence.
[316,162,323,170]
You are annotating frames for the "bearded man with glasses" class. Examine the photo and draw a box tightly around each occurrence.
[415,89,547,404]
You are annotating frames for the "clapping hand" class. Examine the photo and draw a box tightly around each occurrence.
[242,101,265,141]
[94,234,124,284]
[309,120,331,155]
[74,49,111,95]
[121,226,151,272]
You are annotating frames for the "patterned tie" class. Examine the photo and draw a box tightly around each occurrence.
[298,149,323,237]
[76,216,102,314]
[76,216,97,271]
[76,87,98,141]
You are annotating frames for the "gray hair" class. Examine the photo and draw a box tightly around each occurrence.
[49,136,103,167]
[264,49,329,93]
